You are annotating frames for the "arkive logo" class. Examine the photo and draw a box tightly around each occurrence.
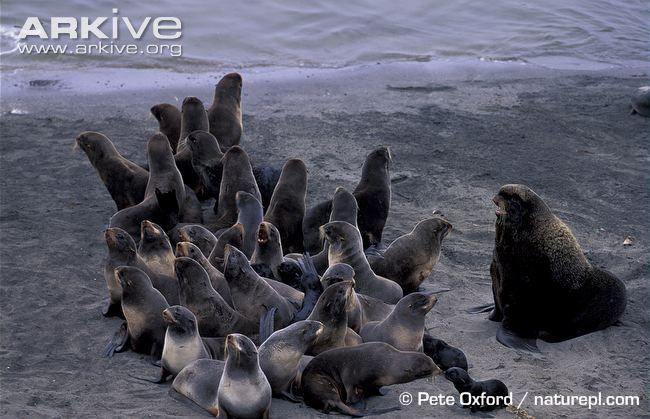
[18,9,182,40]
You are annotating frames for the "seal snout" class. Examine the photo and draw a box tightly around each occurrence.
[175,242,190,257]
[493,195,506,217]
[257,223,269,244]
[162,308,177,324]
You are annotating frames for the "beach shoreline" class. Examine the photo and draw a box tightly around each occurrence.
[0,63,648,417]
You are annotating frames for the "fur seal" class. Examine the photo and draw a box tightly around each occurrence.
[75,131,148,210]
[170,358,225,414]
[250,221,302,284]
[264,159,308,254]
[151,103,181,152]
[490,184,626,351]
[107,266,168,357]
[208,72,243,151]
[307,280,355,355]
[630,86,650,117]
[302,147,392,252]
[258,320,324,400]
[368,217,451,292]
[445,368,509,412]
[145,132,185,207]
[301,342,438,416]
[236,191,264,258]
[360,292,437,351]
[175,241,233,306]
[208,223,244,271]
[175,224,218,256]
[223,245,296,329]
[137,220,175,277]
[213,146,262,230]
[422,334,468,371]
[322,221,403,304]
[109,188,179,238]
[175,256,257,337]
[186,130,223,199]
[175,97,210,194]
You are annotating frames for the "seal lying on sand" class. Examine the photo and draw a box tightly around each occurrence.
[489,184,626,351]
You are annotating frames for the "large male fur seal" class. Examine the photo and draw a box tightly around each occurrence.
[360,292,437,351]
[75,131,148,210]
[208,72,243,151]
[264,159,308,254]
[368,217,452,292]
[489,184,626,351]
[301,342,438,416]
[302,147,392,252]
[151,103,182,152]
[322,221,403,303]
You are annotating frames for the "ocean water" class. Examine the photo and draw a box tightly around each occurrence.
[0,0,648,75]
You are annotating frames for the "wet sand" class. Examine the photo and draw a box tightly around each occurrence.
[0,63,648,417]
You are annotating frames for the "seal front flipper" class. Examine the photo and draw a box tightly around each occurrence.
[102,321,129,358]
[101,299,124,318]
[466,303,495,314]
[496,324,539,353]
[259,306,277,343]
[293,253,323,321]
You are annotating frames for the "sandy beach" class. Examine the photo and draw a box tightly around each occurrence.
[0,63,648,417]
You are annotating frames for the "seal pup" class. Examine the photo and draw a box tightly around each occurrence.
[208,72,243,151]
[368,217,452,292]
[104,266,168,358]
[630,86,650,117]
[360,292,437,351]
[186,130,223,199]
[490,184,626,351]
[223,245,296,329]
[322,221,403,304]
[151,103,182,152]
[422,334,468,371]
[213,146,262,230]
[137,220,175,277]
[307,280,355,355]
[264,159,308,254]
[176,241,233,306]
[174,224,218,256]
[235,191,264,258]
[208,223,244,271]
[258,320,324,400]
[445,368,509,412]
[302,147,392,252]
[175,257,257,337]
[301,342,438,416]
[75,131,148,210]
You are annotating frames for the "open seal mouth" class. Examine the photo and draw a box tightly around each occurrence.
[493,196,506,217]
[257,225,269,244]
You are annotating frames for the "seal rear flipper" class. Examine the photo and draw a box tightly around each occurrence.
[466,303,495,314]
[280,389,302,403]
[259,306,277,343]
[101,299,124,318]
[127,367,172,384]
[102,321,129,357]
[496,325,539,353]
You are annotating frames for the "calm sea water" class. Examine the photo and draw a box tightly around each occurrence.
[0,0,648,73]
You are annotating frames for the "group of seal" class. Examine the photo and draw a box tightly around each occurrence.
[77,72,627,417]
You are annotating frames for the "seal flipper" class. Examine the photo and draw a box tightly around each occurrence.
[293,253,323,321]
[496,324,539,353]
[466,303,495,314]
[102,299,124,318]
[364,244,385,258]
[102,321,129,357]
[127,367,172,384]
[259,306,277,343]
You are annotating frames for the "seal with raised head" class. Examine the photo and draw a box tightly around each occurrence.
[186,130,223,199]
[104,266,168,358]
[137,220,175,277]
[145,132,185,207]
[175,96,210,194]
[258,320,323,400]
[151,103,181,152]
[174,224,218,257]
[306,280,356,355]
[208,72,243,151]
[445,368,509,412]
[223,245,296,329]
[208,223,244,271]
[236,191,264,258]
[175,256,257,337]
[301,342,438,416]
[489,184,627,351]
[250,221,303,284]
[322,221,403,304]
[360,292,437,351]
[176,241,233,306]
[264,159,308,254]
[213,146,262,230]
[368,217,452,293]
[75,131,148,210]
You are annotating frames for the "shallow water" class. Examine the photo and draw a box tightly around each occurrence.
[0,0,648,74]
